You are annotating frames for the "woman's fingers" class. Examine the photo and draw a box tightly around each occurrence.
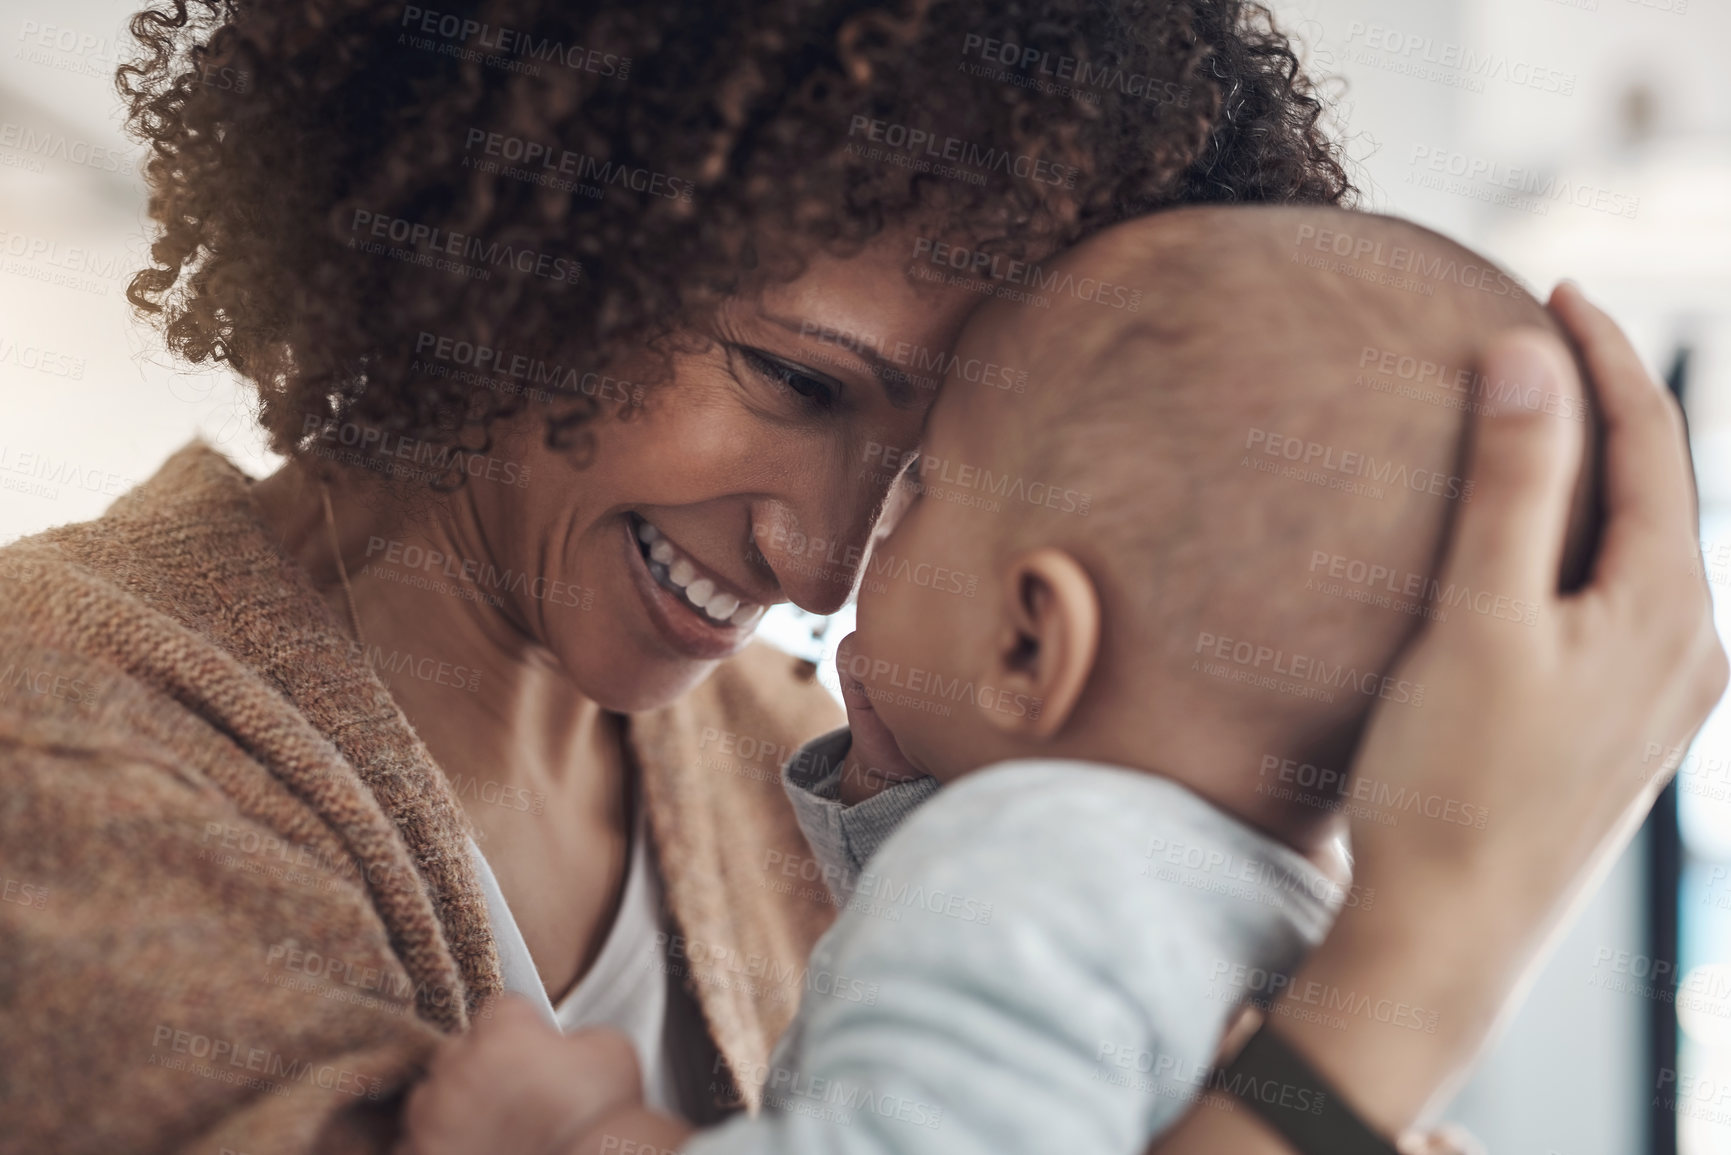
[1548,282,1700,597]
[1548,282,1726,733]
[400,998,645,1155]
[1435,327,1585,610]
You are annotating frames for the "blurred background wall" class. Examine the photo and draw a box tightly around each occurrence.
[1266,4,1731,1154]
[1,2,1727,1151]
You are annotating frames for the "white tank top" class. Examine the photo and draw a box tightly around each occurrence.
[466,800,680,1115]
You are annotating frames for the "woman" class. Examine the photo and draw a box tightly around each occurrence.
[0,3,1717,1154]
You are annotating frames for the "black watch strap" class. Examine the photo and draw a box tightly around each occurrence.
[1216,1023,1402,1155]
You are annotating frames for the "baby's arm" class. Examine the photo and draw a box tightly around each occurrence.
[685,760,1336,1155]
[406,766,1332,1155]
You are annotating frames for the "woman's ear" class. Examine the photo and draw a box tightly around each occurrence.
[978,547,1101,740]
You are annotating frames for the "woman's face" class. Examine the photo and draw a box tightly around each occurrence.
[474,229,983,711]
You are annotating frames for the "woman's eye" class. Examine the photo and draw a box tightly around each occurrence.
[739,348,838,410]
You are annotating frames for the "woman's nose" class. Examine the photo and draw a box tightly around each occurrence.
[751,478,895,616]
[749,515,870,615]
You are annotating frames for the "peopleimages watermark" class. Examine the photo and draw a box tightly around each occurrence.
[713,1054,946,1131]
[597,1139,680,1155]
[1657,1068,1731,1127]
[846,115,1078,189]
[1304,548,1539,628]
[1693,537,1730,592]
[957,35,1190,107]
[840,650,1041,723]
[302,416,532,489]
[149,1024,383,1100]
[753,521,980,599]
[0,227,129,296]
[1585,949,1731,1025]
[13,19,122,74]
[864,442,1091,517]
[699,725,832,780]
[1292,222,1532,301]
[798,319,1029,395]
[444,771,547,816]
[595,1135,675,1155]
[0,444,135,502]
[1,874,48,911]
[344,638,483,696]
[1093,1041,1318,1114]
[1338,21,1578,96]
[1207,961,1441,1033]
[412,331,644,408]
[759,847,996,927]
[1142,836,1375,911]
[1356,343,1590,423]
[910,236,1143,312]
[0,333,86,380]
[652,930,795,1008]
[1642,743,1731,809]
[362,536,596,610]
[0,661,103,711]
[197,821,409,894]
[262,939,488,1020]
[1242,427,1473,504]
[348,209,582,287]
[697,726,923,803]
[398,6,630,79]
[1406,145,1640,221]
[462,129,693,202]
[648,930,879,1012]
[0,120,130,175]
[1640,740,1730,788]
[1256,754,1490,830]
[1192,629,1426,707]
[12,20,248,91]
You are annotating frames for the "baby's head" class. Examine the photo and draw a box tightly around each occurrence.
[851,204,1597,849]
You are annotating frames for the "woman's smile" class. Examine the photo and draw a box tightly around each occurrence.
[622,512,768,660]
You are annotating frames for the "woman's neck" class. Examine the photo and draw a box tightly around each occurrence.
[253,459,635,999]
[249,459,615,797]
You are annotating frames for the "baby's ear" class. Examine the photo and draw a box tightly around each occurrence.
[979,548,1100,740]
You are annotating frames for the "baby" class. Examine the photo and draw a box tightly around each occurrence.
[404,204,1595,1155]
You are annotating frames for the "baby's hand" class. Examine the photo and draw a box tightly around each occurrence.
[400,997,642,1155]
[834,631,927,805]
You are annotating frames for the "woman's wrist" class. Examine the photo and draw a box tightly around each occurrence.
[1149,861,1510,1155]
[1258,853,1523,1136]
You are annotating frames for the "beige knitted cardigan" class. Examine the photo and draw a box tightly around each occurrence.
[0,443,842,1155]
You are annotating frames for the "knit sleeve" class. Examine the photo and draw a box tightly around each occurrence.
[0,736,443,1155]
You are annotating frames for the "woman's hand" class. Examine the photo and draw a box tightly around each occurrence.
[398,997,643,1155]
[1153,284,1727,1152]
[1354,282,1722,871]
[1298,282,1727,1125]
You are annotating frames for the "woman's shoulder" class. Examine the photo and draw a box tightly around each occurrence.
[0,440,255,618]
[0,439,401,799]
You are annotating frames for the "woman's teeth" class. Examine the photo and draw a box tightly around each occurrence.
[635,519,764,628]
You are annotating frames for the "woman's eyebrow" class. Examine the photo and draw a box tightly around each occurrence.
[761,312,921,409]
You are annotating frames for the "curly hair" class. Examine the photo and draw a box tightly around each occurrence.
[118,0,1352,483]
